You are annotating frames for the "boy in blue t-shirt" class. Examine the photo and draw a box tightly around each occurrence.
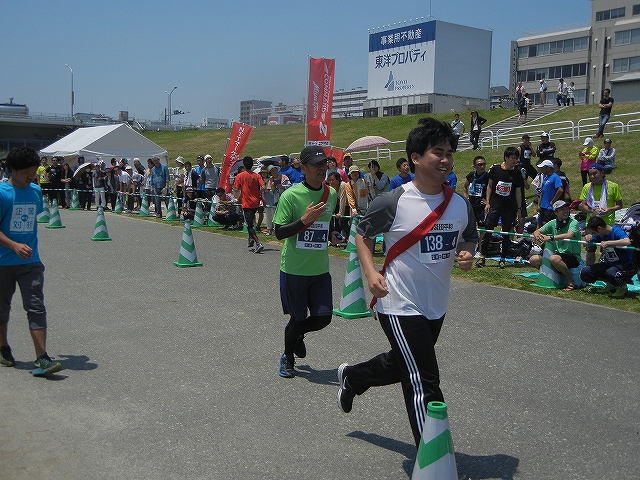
[580,216,635,298]
[0,147,62,374]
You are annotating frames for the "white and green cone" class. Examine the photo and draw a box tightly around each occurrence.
[411,402,457,480]
[174,221,203,267]
[164,197,178,221]
[91,206,112,241]
[333,217,371,319]
[45,199,65,229]
[37,196,50,223]
[138,194,150,216]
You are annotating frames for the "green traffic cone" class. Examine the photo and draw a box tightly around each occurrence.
[532,245,563,289]
[37,196,50,223]
[69,189,81,210]
[411,402,457,480]
[193,200,205,227]
[91,206,112,241]
[164,197,178,221]
[45,199,66,229]
[333,217,371,319]
[138,194,150,217]
[113,193,124,213]
[174,221,203,267]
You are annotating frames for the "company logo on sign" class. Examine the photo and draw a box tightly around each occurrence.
[384,71,415,92]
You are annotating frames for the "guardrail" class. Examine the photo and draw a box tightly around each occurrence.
[479,111,640,150]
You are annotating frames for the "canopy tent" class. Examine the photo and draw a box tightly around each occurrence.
[40,123,168,164]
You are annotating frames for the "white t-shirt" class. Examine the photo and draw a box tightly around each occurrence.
[357,182,477,319]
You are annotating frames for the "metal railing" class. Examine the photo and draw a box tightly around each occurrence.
[479,111,640,149]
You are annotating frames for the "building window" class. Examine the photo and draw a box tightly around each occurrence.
[382,105,403,117]
[363,108,378,118]
[596,7,625,21]
[614,56,640,73]
[518,46,529,58]
[538,42,550,56]
[574,37,589,51]
[528,44,538,57]
[614,28,640,46]
[634,4,640,15]
[407,103,431,115]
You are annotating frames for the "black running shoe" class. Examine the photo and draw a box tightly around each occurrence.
[337,363,355,413]
[278,354,295,378]
[0,345,16,367]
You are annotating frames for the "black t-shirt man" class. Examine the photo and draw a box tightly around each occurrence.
[487,163,524,211]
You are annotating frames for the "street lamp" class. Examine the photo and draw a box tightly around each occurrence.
[64,64,74,122]
[165,86,177,126]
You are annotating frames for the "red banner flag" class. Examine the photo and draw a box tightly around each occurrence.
[219,122,253,192]
[306,57,335,147]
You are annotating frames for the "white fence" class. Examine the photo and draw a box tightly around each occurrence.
[480,110,640,149]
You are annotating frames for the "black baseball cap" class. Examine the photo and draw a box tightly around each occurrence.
[300,146,328,165]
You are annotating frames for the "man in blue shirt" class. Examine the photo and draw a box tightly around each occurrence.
[150,157,170,218]
[388,158,414,191]
[580,216,635,298]
[536,159,564,227]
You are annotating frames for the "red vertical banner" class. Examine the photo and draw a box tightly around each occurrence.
[306,57,335,146]
[219,122,253,192]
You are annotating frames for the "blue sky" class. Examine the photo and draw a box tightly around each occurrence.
[3,0,591,124]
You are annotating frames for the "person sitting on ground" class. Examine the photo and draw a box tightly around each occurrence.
[529,200,583,290]
[211,187,243,229]
[580,216,635,298]
[597,138,616,174]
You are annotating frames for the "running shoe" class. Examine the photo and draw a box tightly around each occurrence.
[278,354,295,378]
[337,363,355,413]
[0,345,16,367]
[476,256,485,268]
[253,243,264,254]
[248,239,255,248]
[498,258,506,269]
[34,353,62,375]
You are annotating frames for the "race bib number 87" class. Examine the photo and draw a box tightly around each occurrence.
[296,221,329,250]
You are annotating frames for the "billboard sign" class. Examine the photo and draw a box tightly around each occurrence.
[367,21,436,99]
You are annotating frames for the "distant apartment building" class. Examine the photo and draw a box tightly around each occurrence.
[332,87,367,118]
[511,0,640,104]
[240,99,272,126]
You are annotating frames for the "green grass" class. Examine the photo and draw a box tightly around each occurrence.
[140,103,640,313]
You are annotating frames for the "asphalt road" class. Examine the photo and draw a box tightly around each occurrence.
[1,209,638,479]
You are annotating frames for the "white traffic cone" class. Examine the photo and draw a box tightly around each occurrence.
[91,206,112,241]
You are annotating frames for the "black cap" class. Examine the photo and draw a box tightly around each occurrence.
[300,146,328,165]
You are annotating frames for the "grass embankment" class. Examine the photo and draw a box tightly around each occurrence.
[143,103,640,313]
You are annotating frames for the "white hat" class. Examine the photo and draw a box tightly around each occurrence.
[175,156,185,165]
[204,154,212,160]
[540,132,549,137]
[552,200,571,211]
[537,159,554,168]
[583,137,593,146]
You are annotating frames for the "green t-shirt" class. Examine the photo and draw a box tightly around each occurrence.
[540,217,582,258]
[273,182,337,276]
[580,181,622,226]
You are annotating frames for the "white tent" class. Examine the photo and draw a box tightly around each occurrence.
[40,123,168,164]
